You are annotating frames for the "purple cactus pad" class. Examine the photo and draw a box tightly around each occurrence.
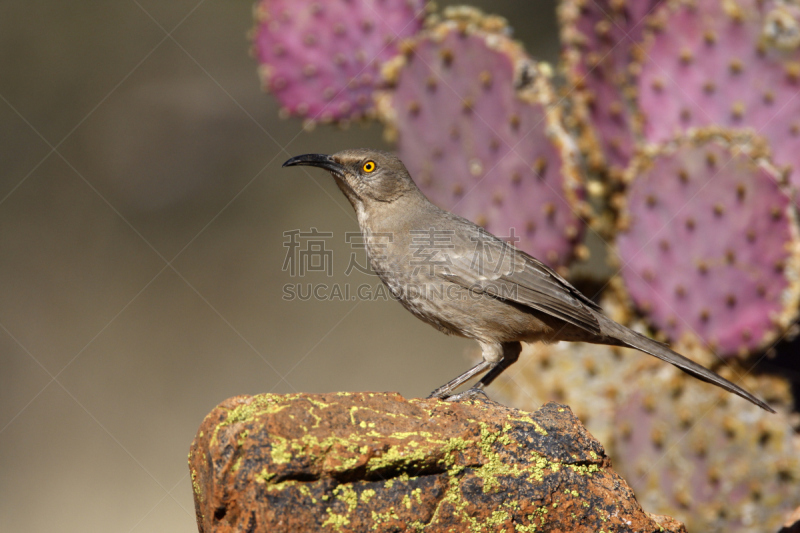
[560,0,666,178]
[377,8,588,269]
[613,360,798,532]
[637,0,800,190]
[253,0,427,123]
[616,130,800,357]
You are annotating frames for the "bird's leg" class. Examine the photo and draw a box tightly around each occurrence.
[427,360,493,399]
[475,342,522,389]
[442,342,522,402]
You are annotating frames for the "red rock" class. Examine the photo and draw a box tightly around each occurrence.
[189,392,686,533]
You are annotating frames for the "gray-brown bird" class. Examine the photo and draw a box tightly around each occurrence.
[283,149,774,412]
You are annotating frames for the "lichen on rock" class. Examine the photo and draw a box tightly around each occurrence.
[189,391,686,532]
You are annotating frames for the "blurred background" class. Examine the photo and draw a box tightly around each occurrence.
[0,1,559,531]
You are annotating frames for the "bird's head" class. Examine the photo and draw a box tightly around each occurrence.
[283,149,419,207]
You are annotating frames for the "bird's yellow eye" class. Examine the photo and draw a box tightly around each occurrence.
[363,161,376,173]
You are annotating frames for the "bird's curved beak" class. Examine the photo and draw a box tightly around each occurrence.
[282,153,345,176]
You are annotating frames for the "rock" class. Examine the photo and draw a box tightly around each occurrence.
[189,392,686,533]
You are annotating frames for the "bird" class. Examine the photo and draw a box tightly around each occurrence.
[283,148,774,413]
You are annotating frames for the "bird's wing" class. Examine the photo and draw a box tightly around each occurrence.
[437,222,602,336]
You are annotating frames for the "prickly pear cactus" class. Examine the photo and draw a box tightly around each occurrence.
[612,357,800,533]
[559,0,666,178]
[636,0,800,187]
[492,325,800,533]
[377,7,589,269]
[616,130,800,358]
[252,0,428,124]
[490,340,639,447]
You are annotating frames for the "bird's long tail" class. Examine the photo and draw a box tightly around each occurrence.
[597,314,775,413]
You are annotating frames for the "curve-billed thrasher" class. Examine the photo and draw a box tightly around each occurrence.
[283,149,773,412]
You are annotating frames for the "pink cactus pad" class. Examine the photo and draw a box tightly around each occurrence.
[560,0,666,177]
[637,0,800,189]
[613,360,798,532]
[616,130,800,358]
[494,340,799,532]
[377,8,588,269]
[253,0,427,123]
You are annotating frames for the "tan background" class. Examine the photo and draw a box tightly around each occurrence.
[0,1,559,531]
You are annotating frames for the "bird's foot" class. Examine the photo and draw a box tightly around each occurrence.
[443,387,489,402]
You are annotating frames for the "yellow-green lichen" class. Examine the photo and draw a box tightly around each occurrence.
[210,393,294,446]
[485,509,510,529]
[566,463,600,476]
[422,475,461,528]
[439,436,469,465]
[321,507,350,530]
[407,520,427,532]
[306,397,333,409]
[367,444,429,472]
[332,484,359,513]
[402,493,412,509]
[360,488,376,503]
[300,484,316,503]
[371,508,400,529]
[507,414,548,436]
[473,423,524,492]
[270,435,292,464]
[255,467,276,484]
[191,469,203,500]
[389,431,435,440]
[225,394,291,426]
[309,408,322,428]
[348,405,418,427]
[514,506,547,533]
[206,394,606,531]
[529,454,551,482]
[427,459,522,533]
[503,500,520,511]
[263,480,317,504]
[278,432,376,474]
